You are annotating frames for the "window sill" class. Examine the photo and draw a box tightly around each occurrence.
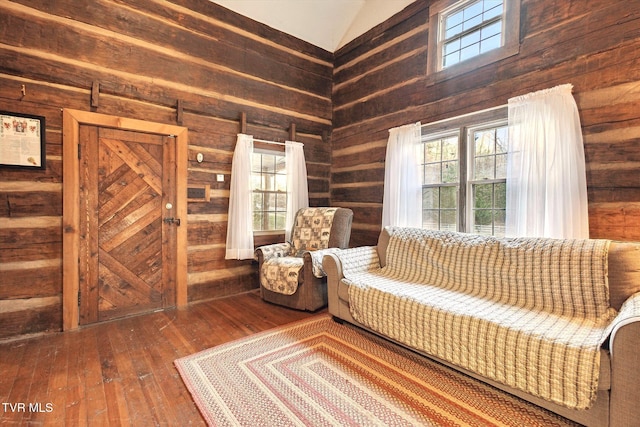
[425,43,520,87]
[253,230,285,236]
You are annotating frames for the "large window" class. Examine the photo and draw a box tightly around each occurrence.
[427,0,520,79]
[251,150,287,231]
[420,107,508,236]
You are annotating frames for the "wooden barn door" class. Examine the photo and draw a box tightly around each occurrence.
[63,109,188,330]
[78,126,177,324]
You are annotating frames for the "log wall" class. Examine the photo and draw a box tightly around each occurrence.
[0,0,332,339]
[332,0,640,246]
[2,0,639,340]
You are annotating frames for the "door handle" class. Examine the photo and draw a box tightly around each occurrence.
[163,217,181,226]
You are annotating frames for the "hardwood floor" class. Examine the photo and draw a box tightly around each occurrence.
[0,291,322,426]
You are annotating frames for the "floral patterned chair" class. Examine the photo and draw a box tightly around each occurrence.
[255,207,353,311]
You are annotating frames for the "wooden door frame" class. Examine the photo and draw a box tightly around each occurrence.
[62,109,188,331]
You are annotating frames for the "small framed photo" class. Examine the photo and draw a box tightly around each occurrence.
[0,111,46,170]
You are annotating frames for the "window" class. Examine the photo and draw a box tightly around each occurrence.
[422,132,459,231]
[441,0,504,68]
[420,107,508,236]
[427,0,520,79]
[468,123,508,236]
[251,150,287,231]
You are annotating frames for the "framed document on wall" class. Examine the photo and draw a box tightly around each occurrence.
[0,111,46,170]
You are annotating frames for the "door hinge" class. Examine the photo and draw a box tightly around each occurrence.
[78,144,81,159]
[78,292,81,306]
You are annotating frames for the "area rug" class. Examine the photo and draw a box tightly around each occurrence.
[175,315,578,426]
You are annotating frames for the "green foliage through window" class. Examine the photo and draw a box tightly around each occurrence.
[420,112,508,236]
[421,133,459,231]
[252,151,287,231]
[470,125,508,236]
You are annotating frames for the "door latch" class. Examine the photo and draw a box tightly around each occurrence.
[163,217,181,226]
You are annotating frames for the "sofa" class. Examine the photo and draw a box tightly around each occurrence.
[323,226,640,427]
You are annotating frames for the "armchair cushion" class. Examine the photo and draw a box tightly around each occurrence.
[261,256,304,295]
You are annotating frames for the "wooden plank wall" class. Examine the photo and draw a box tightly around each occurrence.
[332,0,640,246]
[0,0,332,339]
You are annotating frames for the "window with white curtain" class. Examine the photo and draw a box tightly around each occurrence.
[226,135,308,259]
[251,149,287,232]
[505,84,589,239]
[420,107,508,236]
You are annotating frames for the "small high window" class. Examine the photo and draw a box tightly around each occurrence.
[442,0,504,68]
[428,0,520,79]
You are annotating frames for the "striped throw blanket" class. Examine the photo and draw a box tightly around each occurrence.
[344,227,617,410]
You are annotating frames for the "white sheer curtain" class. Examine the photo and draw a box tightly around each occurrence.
[284,141,309,241]
[225,134,255,260]
[506,84,589,239]
[382,122,422,228]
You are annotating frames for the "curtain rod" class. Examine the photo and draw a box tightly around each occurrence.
[252,138,303,147]
[420,104,507,129]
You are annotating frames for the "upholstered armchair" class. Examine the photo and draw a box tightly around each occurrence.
[255,207,353,311]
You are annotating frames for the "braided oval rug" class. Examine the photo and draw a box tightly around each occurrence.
[175,315,579,427]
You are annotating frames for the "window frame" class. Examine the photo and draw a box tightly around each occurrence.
[421,130,461,233]
[466,119,509,237]
[427,0,520,82]
[420,106,508,235]
[251,146,287,234]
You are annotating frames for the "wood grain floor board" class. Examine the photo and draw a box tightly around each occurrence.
[0,290,320,425]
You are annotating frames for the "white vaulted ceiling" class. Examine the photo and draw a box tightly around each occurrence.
[212,0,416,52]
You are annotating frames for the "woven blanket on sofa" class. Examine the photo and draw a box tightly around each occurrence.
[343,227,617,410]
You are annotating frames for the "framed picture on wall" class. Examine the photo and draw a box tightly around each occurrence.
[0,111,46,170]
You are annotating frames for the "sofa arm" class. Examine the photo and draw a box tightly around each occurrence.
[323,246,380,319]
[323,252,344,286]
[609,291,640,427]
[255,242,292,263]
[610,291,640,349]
[322,246,381,285]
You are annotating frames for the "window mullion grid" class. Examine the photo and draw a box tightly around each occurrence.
[469,178,505,235]
[437,0,507,70]
[422,183,458,231]
[253,151,286,232]
[442,14,502,46]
